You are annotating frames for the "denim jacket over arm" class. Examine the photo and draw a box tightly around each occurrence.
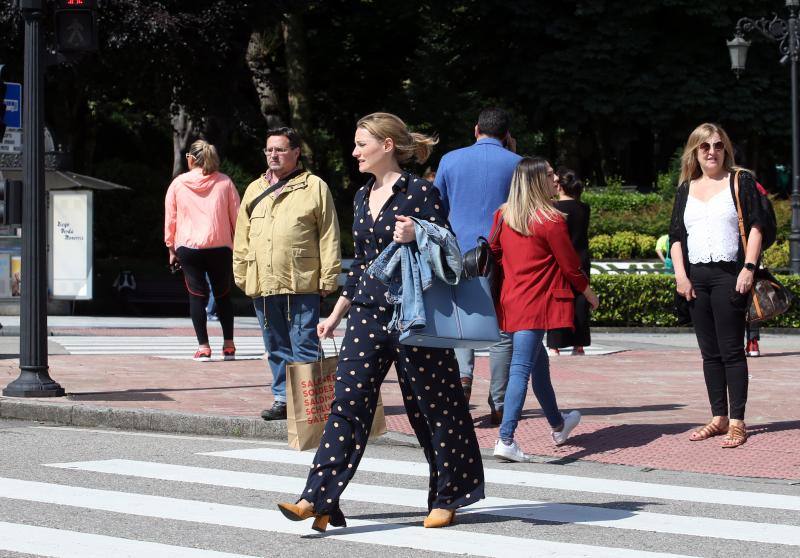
[368,218,462,333]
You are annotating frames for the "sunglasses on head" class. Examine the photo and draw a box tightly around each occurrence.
[698,141,725,153]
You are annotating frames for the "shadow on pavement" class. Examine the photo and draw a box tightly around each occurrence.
[747,419,800,438]
[545,422,698,464]
[467,404,687,428]
[66,383,267,401]
[752,351,800,358]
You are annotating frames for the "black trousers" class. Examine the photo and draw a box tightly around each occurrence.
[175,246,234,344]
[688,262,749,420]
[302,303,485,526]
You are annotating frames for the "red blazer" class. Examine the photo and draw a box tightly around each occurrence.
[489,209,589,332]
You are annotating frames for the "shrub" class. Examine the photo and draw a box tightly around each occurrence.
[589,200,673,237]
[589,232,658,259]
[589,234,613,259]
[635,233,657,258]
[762,241,789,269]
[583,191,662,212]
[609,231,637,259]
[589,274,800,327]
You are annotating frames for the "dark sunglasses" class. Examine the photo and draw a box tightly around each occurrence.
[698,141,725,153]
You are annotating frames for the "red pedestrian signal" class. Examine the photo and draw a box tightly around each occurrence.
[54,0,98,53]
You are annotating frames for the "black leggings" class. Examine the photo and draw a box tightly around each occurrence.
[688,262,748,420]
[175,246,234,345]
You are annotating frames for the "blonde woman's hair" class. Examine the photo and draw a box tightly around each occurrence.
[502,157,564,236]
[188,139,221,175]
[679,123,736,184]
[356,112,438,164]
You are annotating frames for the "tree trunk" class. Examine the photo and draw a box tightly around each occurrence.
[282,12,315,168]
[171,105,195,178]
[246,29,285,130]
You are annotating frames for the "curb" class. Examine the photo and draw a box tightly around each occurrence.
[0,397,420,448]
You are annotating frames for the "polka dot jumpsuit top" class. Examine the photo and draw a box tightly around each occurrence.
[300,171,486,526]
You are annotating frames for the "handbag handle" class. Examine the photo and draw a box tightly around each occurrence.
[732,170,748,253]
[732,171,765,319]
[317,335,339,361]
[489,214,504,244]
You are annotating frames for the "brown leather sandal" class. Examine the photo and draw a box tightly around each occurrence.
[689,421,728,441]
[721,423,747,448]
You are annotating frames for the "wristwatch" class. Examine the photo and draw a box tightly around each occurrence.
[744,262,756,271]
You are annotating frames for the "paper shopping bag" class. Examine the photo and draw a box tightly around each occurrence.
[286,357,386,451]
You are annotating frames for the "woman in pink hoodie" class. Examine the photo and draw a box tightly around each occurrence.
[164,140,241,361]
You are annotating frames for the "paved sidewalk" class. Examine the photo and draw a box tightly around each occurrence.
[1,317,798,480]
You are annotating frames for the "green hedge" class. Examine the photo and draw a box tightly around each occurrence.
[582,191,662,212]
[590,274,800,327]
[590,232,657,259]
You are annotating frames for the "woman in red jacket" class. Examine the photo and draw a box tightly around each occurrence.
[489,157,599,462]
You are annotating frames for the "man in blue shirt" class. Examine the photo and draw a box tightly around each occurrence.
[433,107,521,424]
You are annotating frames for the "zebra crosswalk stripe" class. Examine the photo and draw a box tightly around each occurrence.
[0,476,694,558]
[45,458,800,546]
[0,521,259,558]
[201,447,800,512]
[50,336,621,358]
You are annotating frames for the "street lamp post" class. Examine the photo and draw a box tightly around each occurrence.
[3,0,65,397]
[727,0,800,274]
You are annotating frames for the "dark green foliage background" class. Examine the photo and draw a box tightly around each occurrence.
[590,274,800,327]
[0,1,797,272]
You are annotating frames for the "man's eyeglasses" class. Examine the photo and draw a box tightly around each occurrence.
[263,147,293,155]
[698,141,725,153]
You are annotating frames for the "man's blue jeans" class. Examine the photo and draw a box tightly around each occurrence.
[498,329,563,443]
[488,331,513,408]
[457,332,513,408]
[254,294,320,403]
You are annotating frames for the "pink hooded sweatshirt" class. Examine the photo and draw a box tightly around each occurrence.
[164,168,241,250]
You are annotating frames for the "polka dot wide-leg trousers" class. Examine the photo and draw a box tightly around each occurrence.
[302,303,485,523]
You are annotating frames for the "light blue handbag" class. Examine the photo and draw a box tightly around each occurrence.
[399,274,501,349]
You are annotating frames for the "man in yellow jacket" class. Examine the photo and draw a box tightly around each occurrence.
[233,127,341,420]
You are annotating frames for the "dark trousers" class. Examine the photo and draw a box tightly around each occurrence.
[688,262,749,420]
[302,304,485,525]
[175,246,234,344]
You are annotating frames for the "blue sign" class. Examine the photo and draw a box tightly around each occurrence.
[3,82,21,129]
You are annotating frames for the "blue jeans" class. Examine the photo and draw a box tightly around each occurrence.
[488,331,513,408]
[455,348,474,380]
[457,332,513,407]
[498,330,563,442]
[254,294,320,403]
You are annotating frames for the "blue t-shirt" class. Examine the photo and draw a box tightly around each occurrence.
[434,138,521,252]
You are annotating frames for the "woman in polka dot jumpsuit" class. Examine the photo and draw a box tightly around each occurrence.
[277,113,485,531]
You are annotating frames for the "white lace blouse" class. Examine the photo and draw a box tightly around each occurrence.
[684,189,740,264]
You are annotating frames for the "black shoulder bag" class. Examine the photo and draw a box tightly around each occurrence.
[462,215,503,303]
[246,168,304,218]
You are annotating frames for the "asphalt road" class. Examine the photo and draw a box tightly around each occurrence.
[0,419,799,558]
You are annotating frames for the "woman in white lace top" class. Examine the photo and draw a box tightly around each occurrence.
[667,123,767,449]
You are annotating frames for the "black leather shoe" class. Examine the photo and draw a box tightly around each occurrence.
[488,395,503,426]
[261,402,287,421]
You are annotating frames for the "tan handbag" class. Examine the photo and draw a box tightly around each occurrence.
[285,340,386,451]
[733,171,793,323]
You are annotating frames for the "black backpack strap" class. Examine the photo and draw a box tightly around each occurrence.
[246,168,305,218]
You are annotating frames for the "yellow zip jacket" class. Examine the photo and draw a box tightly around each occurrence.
[233,170,341,298]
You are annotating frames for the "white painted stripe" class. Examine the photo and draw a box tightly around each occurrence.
[47,459,800,546]
[202,448,800,512]
[30,426,286,446]
[50,336,620,357]
[0,477,694,558]
[0,521,256,558]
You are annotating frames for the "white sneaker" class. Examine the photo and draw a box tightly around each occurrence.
[493,439,532,463]
[551,410,581,446]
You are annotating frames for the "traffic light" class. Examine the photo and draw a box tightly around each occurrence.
[0,179,22,227]
[54,0,98,53]
[0,65,7,140]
